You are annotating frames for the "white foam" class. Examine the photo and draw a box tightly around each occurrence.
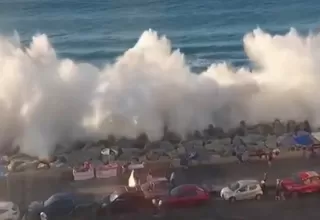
[0,28,319,158]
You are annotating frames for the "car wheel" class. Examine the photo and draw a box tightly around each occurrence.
[255,194,262,200]
[229,197,236,203]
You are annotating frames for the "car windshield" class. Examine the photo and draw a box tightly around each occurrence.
[228,182,240,191]
[44,195,58,207]
[291,174,303,184]
[170,186,183,196]
[109,192,119,202]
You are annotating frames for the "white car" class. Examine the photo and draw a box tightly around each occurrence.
[0,201,20,220]
[220,180,263,203]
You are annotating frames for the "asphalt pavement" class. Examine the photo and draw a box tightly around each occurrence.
[156,194,320,220]
[3,154,320,220]
[107,190,320,220]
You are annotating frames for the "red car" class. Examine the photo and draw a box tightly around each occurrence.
[155,184,210,210]
[281,171,320,197]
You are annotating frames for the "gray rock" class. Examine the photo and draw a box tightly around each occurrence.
[115,138,135,149]
[15,160,39,172]
[159,141,175,152]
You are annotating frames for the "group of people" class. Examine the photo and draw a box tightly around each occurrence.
[260,173,285,200]
[147,169,176,189]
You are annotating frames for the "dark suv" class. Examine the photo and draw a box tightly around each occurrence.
[97,186,155,217]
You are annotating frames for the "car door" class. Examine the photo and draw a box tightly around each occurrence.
[246,184,259,199]
[235,185,249,200]
[45,199,74,220]
[153,181,170,197]
[173,187,198,207]
[109,195,132,214]
[308,176,320,192]
[301,178,313,193]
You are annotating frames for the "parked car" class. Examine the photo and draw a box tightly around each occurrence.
[220,180,263,202]
[0,201,20,220]
[23,192,98,220]
[154,184,210,211]
[281,171,320,197]
[97,186,155,217]
[141,177,171,199]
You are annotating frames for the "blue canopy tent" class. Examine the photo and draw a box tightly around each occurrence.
[293,134,314,147]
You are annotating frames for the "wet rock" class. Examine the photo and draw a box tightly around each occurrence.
[116,138,135,149]
[207,124,215,136]
[107,135,116,146]
[238,120,248,136]
[0,156,10,165]
[159,141,175,152]
[163,130,182,144]
[14,160,39,172]
[277,134,296,149]
[242,134,265,145]
[204,139,231,155]
[265,135,278,148]
[116,148,143,161]
[37,162,50,170]
[144,141,161,151]
[254,123,273,136]
[50,156,68,168]
[303,120,312,133]
[273,119,285,136]
[96,140,109,148]
[100,148,118,164]
[64,146,103,166]
[1,145,20,157]
[286,120,297,133]
[176,144,186,155]
[145,150,161,161]
[193,130,202,139]
[8,153,36,162]
[134,133,149,149]
[183,140,204,150]
[8,160,25,172]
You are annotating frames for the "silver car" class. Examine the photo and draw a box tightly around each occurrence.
[220,180,263,202]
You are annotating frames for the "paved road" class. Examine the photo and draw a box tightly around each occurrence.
[106,191,320,220]
[4,155,320,212]
[157,195,320,220]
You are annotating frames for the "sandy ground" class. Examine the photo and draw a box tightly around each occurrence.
[2,154,320,219]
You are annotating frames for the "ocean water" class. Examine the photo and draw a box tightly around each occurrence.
[1,0,319,69]
[1,0,320,158]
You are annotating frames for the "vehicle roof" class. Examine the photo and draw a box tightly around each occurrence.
[237,180,259,186]
[297,171,319,180]
[45,193,94,206]
[172,184,202,190]
[113,186,144,195]
[148,177,168,182]
[0,201,14,210]
[48,192,74,200]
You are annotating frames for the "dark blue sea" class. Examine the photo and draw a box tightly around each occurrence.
[1,0,319,71]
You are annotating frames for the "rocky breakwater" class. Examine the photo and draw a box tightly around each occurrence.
[0,119,317,203]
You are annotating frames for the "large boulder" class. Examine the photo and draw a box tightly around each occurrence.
[273,119,285,136]
[116,148,143,161]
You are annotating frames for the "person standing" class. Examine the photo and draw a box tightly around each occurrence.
[260,172,268,195]
[169,171,176,189]
[147,169,153,182]
[275,179,285,200]
[267,150,273,167]
[233,135,245,163]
